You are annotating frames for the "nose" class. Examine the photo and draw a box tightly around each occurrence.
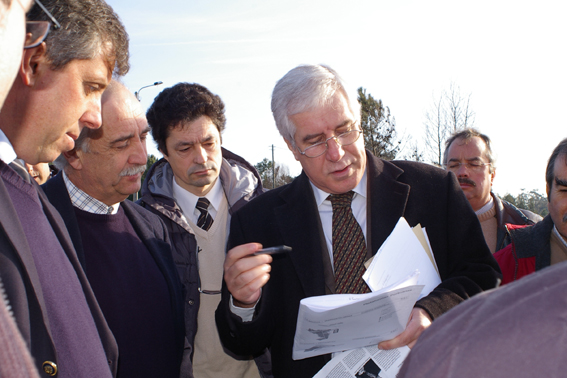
[455,163,469,176]
[325,137,345,162]
[79,97,103,130]
[130,137,148,166]
[193,145,207,164]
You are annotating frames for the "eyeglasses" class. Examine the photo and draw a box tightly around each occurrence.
[445,161,491,172]
[24,0,61,49]
[296,127,363,158]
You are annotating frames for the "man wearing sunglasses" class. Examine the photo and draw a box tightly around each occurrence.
[215,65,501,377]
[0,0,129,376]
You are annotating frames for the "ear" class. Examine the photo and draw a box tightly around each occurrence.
[284,139,300,161]
[490,169,496,186]
[64,149,84,171]
[19,42,48,87]
[546,182,551,199]
[160,149,169,162]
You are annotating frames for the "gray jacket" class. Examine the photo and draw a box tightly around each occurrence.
[138,147,270,378]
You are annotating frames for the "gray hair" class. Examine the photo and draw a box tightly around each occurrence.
[271,64,361,147]
[27,0,129,76]
[443,128,496,174]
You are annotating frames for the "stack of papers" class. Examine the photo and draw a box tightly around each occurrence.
[292,217,442,376]
[292,272,422,360]
[363,218,441,299]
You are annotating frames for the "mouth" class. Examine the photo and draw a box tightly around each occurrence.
[66,131,79,141]
[330,163,350,176]
[458,179,476,188]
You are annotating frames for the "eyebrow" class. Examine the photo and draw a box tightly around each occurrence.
[555,177,567,187]
[173,134,215,150]
[110,133,135,146]
[448,156,483,162]
[301,120,354,143]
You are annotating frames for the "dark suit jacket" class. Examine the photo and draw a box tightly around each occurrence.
[0,162,119,376]
[216,152,502,378]
[42,172,186,367]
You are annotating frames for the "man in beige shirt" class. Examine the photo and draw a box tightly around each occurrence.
[444,128,541,253]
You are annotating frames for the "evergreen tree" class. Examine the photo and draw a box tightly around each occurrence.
[357,87,400,160]
[254,158,294,189]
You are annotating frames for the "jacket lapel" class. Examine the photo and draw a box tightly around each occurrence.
[41,173,86,268]
[365,152,410,256]
[0,176,46,311]
[275,173,327,298]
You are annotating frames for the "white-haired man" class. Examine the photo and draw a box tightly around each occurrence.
[215,64,502,377]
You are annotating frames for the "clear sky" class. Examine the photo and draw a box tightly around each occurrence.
[107,0,567,197]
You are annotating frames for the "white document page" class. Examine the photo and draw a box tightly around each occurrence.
[313,345,410,378]
[292,273,423,360]
[363,217,441,298]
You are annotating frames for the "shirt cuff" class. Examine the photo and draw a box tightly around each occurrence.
[229,294,260,322]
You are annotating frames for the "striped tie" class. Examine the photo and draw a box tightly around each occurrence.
[329,191,369,294]
[196,197,214,231]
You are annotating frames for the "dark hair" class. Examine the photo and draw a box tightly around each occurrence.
[443,128,495,173]
[146,83,226,155]
[546,138,567,200]
[27,0,129,76]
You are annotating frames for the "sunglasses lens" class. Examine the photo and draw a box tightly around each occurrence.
[24,21,51,49]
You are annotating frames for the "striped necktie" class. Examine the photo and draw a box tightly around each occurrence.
[329,191,369,294]
[196,197,214,231]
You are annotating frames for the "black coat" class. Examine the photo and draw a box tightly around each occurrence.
[216,151,502,378]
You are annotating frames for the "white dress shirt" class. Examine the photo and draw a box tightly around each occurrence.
[172,176,223,224]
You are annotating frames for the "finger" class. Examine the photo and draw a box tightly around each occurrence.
[230,262,272,292]
[225,243,263,266]
[230,265,272,306]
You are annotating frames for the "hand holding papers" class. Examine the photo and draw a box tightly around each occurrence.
[293,272,423,360]
[294,217,441,376]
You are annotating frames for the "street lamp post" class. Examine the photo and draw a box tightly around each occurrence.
[134,81,163,101]
[132,81,163,201]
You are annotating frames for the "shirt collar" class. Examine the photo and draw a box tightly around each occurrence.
[310,169,368,207]
[63,171,120,215]
[172,175,223,213]
[475,196,495,216]
[553,225,567,247]
[0,129,17,164]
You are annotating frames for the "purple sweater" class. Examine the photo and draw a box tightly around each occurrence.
[1,163,111,378]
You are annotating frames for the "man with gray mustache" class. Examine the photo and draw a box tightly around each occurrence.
[43,81,185,378]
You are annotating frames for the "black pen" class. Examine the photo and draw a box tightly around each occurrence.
[252,245,292,256]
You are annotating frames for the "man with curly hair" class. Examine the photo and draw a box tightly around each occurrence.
[139,83,269,378]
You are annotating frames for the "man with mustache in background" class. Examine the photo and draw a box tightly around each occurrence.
[444,128,541,253]
[43,81,185,378]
